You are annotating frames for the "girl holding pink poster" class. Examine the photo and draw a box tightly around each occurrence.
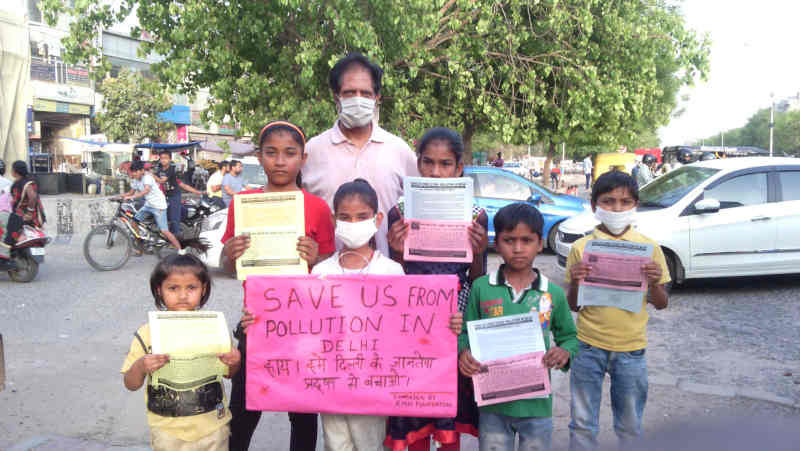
[312,179,405,450]
[223,121,336,451]
[385,128,490,451]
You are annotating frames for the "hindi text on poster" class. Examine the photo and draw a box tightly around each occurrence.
[244,274,459,417]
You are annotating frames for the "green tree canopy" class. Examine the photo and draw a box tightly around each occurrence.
[95,68,173,143]
[44,0,709,157]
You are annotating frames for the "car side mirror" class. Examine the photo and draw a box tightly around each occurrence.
[694,198,720,214]
[528,193,542,205]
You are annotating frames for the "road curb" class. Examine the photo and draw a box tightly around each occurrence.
[648,374,799,409]
[7,435,150,451]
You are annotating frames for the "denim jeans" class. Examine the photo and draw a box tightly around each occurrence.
[479,412,552,451]
[569,341,648,451]
[166,190,182,235]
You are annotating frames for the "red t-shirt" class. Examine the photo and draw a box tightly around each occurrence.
[221,188,336,261]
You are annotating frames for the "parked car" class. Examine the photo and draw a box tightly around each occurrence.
[238,156,267,189]
[464,166,590,249]
[502,161,528,177]
[555,157,800,285]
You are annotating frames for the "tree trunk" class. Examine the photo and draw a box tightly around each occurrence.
[463,122,476,165]
[542,140,557,185]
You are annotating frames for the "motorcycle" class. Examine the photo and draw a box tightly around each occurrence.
[0,224,50,282]
[181,195,225,239]
[82,198,209,271]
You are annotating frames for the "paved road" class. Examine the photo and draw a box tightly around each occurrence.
[1,239,798,450]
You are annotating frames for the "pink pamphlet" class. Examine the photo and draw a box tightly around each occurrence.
[403,219,473,263]
[472,352,551,406]
[244,274,459,417]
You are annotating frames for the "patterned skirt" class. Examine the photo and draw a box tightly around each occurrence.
[384,372,479,450]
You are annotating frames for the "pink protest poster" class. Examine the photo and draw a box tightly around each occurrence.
[244,274,459,417]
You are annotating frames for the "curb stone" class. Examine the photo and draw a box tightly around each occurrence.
[676,380,737,398]
[647,375,799,409]
[648,373,678,387]
[7,435,150,451]
[735,388,796,408]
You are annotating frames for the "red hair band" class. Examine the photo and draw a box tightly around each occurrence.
[256,121,306,148]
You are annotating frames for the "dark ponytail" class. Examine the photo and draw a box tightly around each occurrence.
[333,178,379,214]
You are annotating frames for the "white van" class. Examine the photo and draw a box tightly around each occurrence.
[237,156,267,189]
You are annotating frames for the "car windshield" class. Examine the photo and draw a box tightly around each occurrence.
[639,166,719,208]
[241,163,267,187]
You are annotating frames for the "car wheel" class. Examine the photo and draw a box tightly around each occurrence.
[663,250,678,294]
[547,222,561,252]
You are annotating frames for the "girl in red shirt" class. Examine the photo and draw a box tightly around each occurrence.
[221,121,335,451]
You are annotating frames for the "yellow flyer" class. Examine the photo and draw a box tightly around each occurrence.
[233,191,307,280]
[148,311,230,391]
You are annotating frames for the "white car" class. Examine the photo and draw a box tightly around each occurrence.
[555,157,800,285]
[502,161,528,177]
[198,156,268,269]
[197,208,229,269]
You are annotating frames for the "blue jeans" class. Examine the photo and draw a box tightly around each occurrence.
[135,205,168,231]
[569,341,648,451]
[480,412,552,451]
[166,190,182,235]
[585,173,591,189]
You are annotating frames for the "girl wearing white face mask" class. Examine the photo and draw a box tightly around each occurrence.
[310,178,404,451]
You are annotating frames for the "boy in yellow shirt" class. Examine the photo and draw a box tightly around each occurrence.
[565,171,670,450]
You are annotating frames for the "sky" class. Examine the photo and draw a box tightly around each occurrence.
[658,0,800,146]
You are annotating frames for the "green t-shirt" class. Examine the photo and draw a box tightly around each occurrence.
[458,267,578,418]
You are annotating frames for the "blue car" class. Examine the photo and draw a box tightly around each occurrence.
[464,166,590,249]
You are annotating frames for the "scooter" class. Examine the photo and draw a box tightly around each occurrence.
[0,225,50,282]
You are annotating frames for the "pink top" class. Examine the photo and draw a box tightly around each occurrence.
[303,121,419,255]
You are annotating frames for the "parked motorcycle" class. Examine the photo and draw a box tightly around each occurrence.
[82,198,209,271]
[0,225,50,282]
[181,195,225,239]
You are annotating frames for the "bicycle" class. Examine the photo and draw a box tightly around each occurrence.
[83,198,209,271]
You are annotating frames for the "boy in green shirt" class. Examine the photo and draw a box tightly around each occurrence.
[458,203,578,451]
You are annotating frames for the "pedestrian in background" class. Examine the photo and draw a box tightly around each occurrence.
[492,152,504,167]
[153,150,204,235]
[565,171,670,450]
[206,160,229,208]
[582,155,593,189]
[221,160,244,207]
[550,165,561,190]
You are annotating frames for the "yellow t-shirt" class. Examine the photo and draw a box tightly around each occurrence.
[206,171,224,198]
[120,324,232,442]
[565,227,670,351]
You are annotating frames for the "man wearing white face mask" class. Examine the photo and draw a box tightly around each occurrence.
[563,170,670,451]
[303,52,419,256]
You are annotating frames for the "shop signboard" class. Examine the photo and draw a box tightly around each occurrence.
[31,80,94,105]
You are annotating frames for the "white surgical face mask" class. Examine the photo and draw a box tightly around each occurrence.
[338,96,375,129]
[594,207,636,235]
[336,217,378,249]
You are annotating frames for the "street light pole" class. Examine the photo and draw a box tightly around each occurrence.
[769,93,775,157]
